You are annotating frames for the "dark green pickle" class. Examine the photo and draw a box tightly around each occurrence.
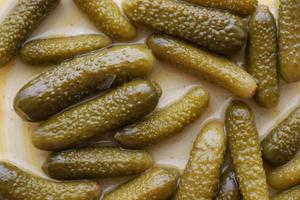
[262,106,300,166]
[0,0,60,67]
[0,161,101,200]
[271,185,300,200]
[123,0,247,55]
[32,79,162,151]
[216,170,242,200]
[20,34,112,65]
[247,5,279,108]
[44,147,153,180]
[14,45,154,122]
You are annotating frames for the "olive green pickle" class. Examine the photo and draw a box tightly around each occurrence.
[271,185,300,200]
[216,170,242,200]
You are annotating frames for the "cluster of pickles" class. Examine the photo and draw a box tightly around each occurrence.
[0,0,299,199]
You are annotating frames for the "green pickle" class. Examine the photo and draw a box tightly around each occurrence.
[103,167,179,200]
[32,79,162,151]
[174,121,226,200]
[147,34,257,98]
[123,0,247,55]
[115,86,209,148]
[271,185,300,200]
[216,170,242,200]
[262,106,300,166]
[14,45,154,122]
[225,101,269,200]
[0,0,60,67]
[278,0,300,82]
[74,0,136,41]
[0,161,101,200]
[20,34,112,65]
[44,147,153,180]
[247,5,279,108]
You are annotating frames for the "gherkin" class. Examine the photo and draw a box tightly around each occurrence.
[271,186,300,200]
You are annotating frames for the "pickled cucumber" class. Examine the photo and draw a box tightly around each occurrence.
[103,167,179,200]
[225,101,269,200]
[247,5,279,108]
[271,185,300,200]
[20,34,112,65]
[216,170,242,200]
[262,106,300,166]
[123,0,247,55]
[74,0,136,41]
[174,121,226,200]
[44,147,153,180]
[278,0,300,82]
[115,86,209,148]
[14,45,154,122]
[147,34,257,98]
[32,79,161,151]
[0,161,101,200]
[183,0,257,15]
[0,0,60,67]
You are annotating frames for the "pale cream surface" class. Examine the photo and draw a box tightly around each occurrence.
[0,0,299,197]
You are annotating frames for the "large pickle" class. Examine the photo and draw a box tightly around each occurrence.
[44,147,153,180]
[32,80,162,151]
[247,5,279,108]
[123,0,247,55]
[147,34,257,98]
[20,34,112,65]
[174,121,226,200]
[103,167,179,200]
[278,0,300,82]
[216,170,242,200]
[262,106,300,166]
[74,0,136,41]
[14,45,154,122]
[0,0,60,67]
[271,186,300,200]
[115,86,209,148]
[0,161,101,200]
[225,101,269,200]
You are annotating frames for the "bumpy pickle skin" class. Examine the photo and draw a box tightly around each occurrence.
[147,34,257,98]
[0,0,60,67]
[216,171,242,200]
[20,34,112,65]
[103,167,179,200]
[247,5,279,108]
[32,80,162,151]
[14,45,154,122]
[74,0,136,41]
[174,121,226,200]
[123,0,247,55]
[44,147,153,180]
[268,156,300,190]
[271,186,300,200]
[115,86,209,148]
[278,0,300,82]
[262,106,300,166]
[183,0,257,16]
[0,161,101,200]
[225,101,269,200]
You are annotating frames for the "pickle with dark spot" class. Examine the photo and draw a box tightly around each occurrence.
[123,0,247,55]
[0,0,60,67]
[0,161,101,200]
[216,170,242,200]
[32,79,162,151]
[271,185,300,200]
[20,34,112,65]
[115,86,209,148]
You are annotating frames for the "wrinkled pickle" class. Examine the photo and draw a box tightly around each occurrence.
[147,34,257,98]
[278,0,300,82]
[115,86,209,148]
[14,45,154,122]
[0,0,60,67]
[20,34,112,65]
[271,185,300,200]
[247,5,279,108]
[33,80,162,151]
[123,0,247,55]
[74,0,136,41]
[0,161,101,200]
[262,106,300,166]
[103,167,179,200]
[225,101,269,200]
[216,170,242,200]
[174,121,226,200]
[44,147,153,180]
